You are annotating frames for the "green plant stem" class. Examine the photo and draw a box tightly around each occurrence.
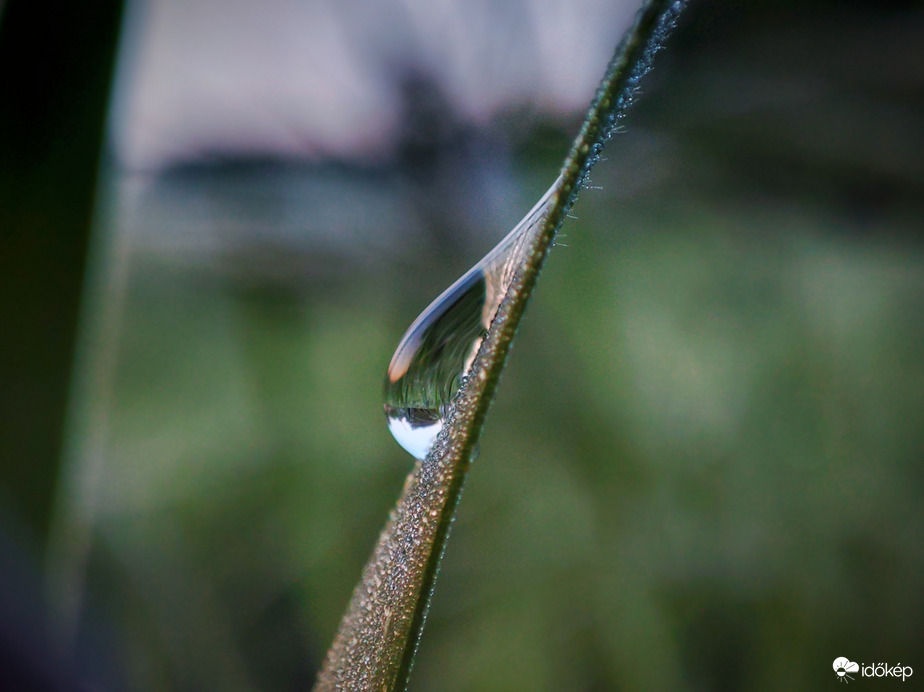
[313,1,686,689]
[0,0,125,543]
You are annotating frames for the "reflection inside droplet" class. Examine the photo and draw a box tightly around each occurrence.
[384,177,560,458]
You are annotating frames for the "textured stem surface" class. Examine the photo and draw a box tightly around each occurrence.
[313,2,686,689]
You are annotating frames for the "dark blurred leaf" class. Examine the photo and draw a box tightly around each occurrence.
[0,0,124,540]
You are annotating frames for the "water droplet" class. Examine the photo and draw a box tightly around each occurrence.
[384,177,561,458]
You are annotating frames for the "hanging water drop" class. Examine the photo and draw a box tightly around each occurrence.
[384,177,561,459]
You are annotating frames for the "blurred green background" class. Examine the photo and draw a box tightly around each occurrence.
[2,0,924,690]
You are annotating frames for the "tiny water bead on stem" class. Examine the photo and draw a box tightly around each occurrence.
[383,177,561,459]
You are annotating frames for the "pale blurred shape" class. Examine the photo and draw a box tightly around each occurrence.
[113,0,636,169]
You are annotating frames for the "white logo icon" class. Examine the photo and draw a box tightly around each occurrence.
[833,657,859,683]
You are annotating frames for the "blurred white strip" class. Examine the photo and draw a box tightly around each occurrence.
[112,0,636,170]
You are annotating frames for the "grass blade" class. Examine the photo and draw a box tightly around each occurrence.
[313,1,687,689]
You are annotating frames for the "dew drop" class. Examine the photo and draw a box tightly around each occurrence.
[384,177,561,458]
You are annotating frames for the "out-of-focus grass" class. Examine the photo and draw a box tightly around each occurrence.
[82,170,924,690]
[63,3,924,690]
